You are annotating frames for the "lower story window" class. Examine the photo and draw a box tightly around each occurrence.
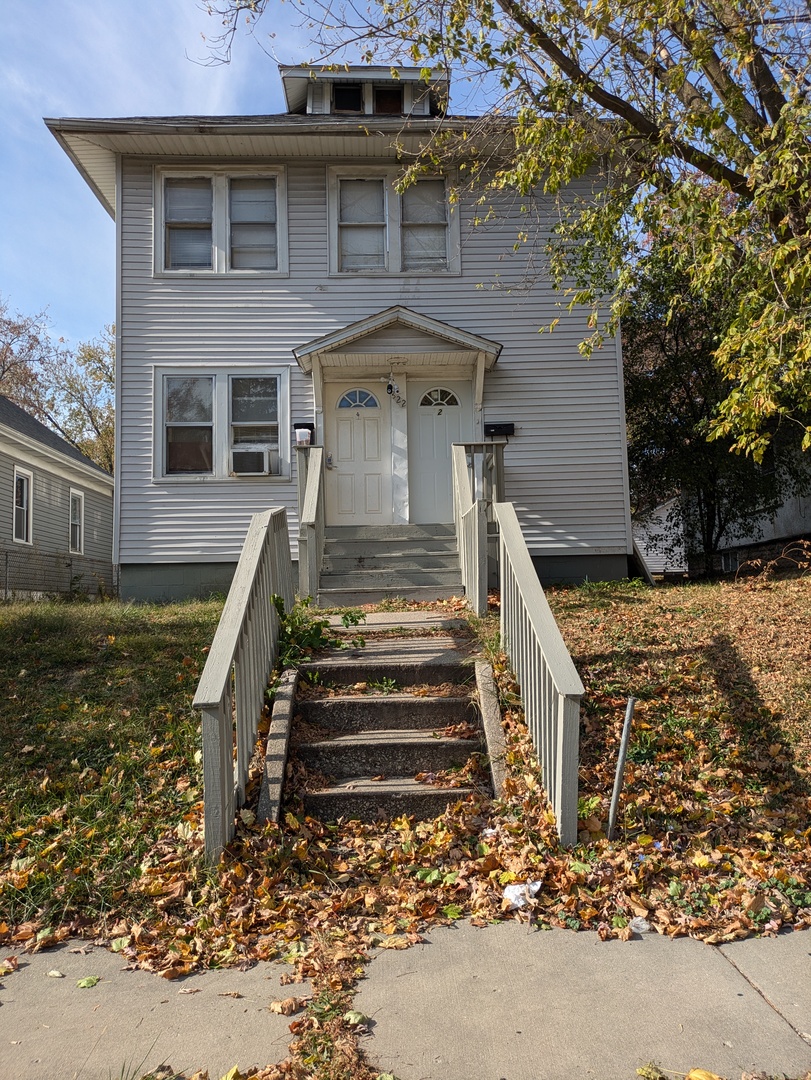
[13,468,32,544]
[69,490,84,553]
[157,368,288,479]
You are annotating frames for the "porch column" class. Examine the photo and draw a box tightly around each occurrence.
[391,372,409,525]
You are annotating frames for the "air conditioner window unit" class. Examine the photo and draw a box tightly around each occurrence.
[231,447,270,475]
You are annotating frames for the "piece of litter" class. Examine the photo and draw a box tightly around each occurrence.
[502,882,542,910]
[46,970,65,978]
[629,916,651,933]
[178,987,202,995]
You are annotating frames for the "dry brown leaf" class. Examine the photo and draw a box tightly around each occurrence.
[269,995,308,1016]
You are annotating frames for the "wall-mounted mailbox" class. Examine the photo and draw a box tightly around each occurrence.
[484,422,515,437]
[293,423,316,446]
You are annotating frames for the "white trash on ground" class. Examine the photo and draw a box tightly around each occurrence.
[502,882,543,910]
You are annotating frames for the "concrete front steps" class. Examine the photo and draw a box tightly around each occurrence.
[317,524,464,606]
[289,634,498,822]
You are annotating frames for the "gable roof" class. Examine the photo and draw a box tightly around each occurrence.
[0,396,111,477]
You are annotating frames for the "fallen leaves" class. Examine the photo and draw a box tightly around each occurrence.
[269,996,309,1015]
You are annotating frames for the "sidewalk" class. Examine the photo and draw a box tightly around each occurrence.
[2,925,809,1080]
[354,921,811,1080]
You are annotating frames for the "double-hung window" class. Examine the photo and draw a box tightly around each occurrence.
[69,490,84,554]
[157,169,287,275]
[13,467,32,544]
[330,168,459,274]
[156,368,288,480]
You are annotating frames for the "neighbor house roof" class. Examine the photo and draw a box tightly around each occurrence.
[0,396,111,478]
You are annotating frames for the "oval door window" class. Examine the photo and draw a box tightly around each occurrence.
[419,387,459,408]
[337,388,380,408]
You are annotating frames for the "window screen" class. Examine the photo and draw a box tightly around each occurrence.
[338,179,386,270]
[401,180,448,270]
[374,85,403,114]
[230,376,280,473]
[164,178,213,270]
[229,179,277,270]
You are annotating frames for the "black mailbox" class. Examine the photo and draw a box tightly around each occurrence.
[484,422,515,437]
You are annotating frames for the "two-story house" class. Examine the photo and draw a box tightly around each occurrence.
[46,65,632,601]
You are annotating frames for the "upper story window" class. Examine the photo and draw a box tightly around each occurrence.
[13,467,32,544]
[155,367,290,481]
[156,168,287,276]
[333,83,363,112]
[329,168,460,275]
[374,85,403,114]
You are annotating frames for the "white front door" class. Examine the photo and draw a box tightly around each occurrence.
[324,383,393,525]
[407,381,473,523]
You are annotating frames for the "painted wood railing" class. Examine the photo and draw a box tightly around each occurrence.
[451,442,505,616]
[296,446,325,600]
[452,444,489,616]
[494,501,584,845]
[193,508,295,860]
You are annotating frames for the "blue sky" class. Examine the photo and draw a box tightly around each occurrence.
[2,1,312,347]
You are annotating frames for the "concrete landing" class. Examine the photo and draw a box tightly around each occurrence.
[353,921,811,1080]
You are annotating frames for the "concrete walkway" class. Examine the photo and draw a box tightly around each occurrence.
[0,941,310,1079]
[2,926,809,1079]
[354,922,811,1080]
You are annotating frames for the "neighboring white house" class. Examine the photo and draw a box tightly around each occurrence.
[0,396,114,597]
[633,494,811,577]
[46,65,633,601]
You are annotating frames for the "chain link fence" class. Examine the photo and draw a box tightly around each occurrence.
[1,548,116,600]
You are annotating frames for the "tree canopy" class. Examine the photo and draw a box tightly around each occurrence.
[623,246,810,569]
[0,298,114,472]
[204,0,811,456]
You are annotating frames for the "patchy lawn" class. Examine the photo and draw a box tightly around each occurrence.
[0,599,221,939]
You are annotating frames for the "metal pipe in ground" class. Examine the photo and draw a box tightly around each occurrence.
[607,697,636,841]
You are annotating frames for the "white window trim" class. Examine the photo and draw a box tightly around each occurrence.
[327,167,460,276]
[154,166,289,277]
[152,365,291,482]
[69,489,84,554]
[13,466,33,545]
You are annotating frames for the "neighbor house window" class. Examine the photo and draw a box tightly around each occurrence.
[329,168,459,274]
[13,467,32,544]
[69,490,84,554]
[156,368,289,480]
[157,169,287,275]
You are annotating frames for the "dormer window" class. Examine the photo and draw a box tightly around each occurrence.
[333,83,363,113]
[374,85,403,114]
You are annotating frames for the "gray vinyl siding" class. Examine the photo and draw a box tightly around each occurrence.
[0,441,113,595]
[118,156,631,563]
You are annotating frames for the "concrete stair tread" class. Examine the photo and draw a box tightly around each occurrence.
[318,587,464,606]
[307,635,474,663]
[308,776,479,794]
[299,729,484,749]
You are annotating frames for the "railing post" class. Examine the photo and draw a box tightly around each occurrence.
[201,703,232,861]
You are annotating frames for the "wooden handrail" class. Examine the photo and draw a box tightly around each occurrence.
[193,507,294,860]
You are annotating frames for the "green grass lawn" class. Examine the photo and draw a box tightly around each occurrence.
[0,599,222,936]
